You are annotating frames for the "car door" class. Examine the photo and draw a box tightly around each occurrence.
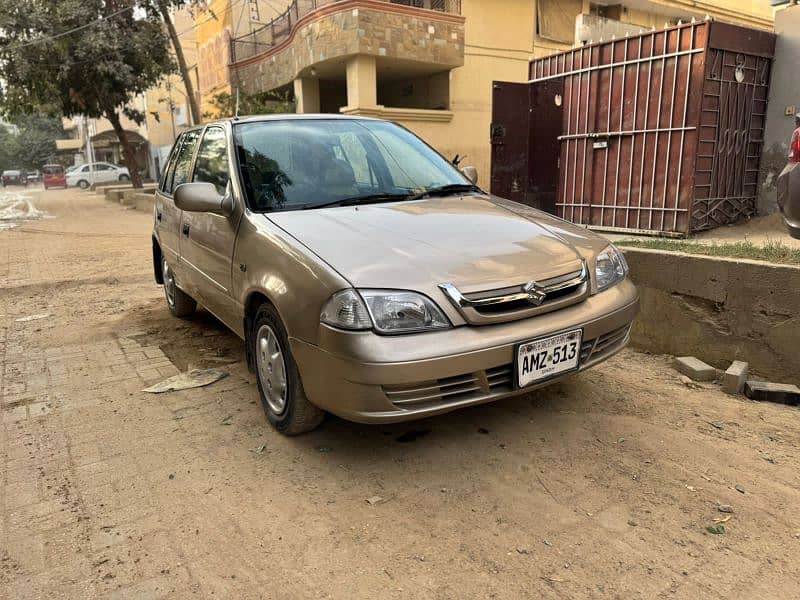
[77,164,92,186]
[96,163,115,183]
[155,131,198,268]
[179,125,242,329]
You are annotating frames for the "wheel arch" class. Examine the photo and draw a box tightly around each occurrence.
[152,236,164,284]
[242,289,283,373]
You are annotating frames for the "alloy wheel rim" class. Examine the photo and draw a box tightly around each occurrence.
[256,324,287,415]
[162,258,176,308]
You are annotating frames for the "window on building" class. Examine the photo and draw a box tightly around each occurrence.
[376,71,450,111]
[193,126,230,195]
[537,0,582,44]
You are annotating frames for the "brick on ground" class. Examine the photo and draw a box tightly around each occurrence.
[674,356,716,382]
[744,381,800,406]
[723,361,749,395]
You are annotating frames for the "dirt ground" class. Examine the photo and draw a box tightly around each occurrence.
[608,212,800,249]
[2,187,800,599]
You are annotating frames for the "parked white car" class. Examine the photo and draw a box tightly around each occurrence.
[66,162,130,189]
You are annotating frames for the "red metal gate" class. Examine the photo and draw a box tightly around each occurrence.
[524,19,775,235]
[490,79,564,213]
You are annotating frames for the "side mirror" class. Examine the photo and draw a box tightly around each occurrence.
[174,182,233,216]
[461,166,478,185]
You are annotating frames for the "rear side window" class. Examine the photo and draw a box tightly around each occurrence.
[193,127,230,195]
[160,134,184,193]
[169,129,201,193]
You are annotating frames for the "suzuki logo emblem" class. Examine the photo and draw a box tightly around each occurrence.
[522,281,547,305]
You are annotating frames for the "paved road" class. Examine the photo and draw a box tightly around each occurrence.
[2,189,799,599]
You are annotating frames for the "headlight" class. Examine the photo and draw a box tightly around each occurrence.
[321,289,450,334]
[594,245,628,292]
[320,289,372,330]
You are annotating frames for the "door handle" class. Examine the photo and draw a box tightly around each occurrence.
[156,210,162,221]
[182,223,190,237]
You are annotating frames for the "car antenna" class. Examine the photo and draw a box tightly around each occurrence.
[235,87,240,117]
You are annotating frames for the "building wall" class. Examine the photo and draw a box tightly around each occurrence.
[146,8,198,147]
[145,7,200,178]
[388,0,533,187]
[758,4,800,215]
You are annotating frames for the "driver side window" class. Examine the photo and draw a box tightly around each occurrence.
[193,127,230,195]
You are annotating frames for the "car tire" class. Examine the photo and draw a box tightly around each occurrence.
[252,302,324,435]
[119,174,130,182]
[161,256,196,318]
[77,180,89,190]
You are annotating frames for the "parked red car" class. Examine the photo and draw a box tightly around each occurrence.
[43,164,67,189]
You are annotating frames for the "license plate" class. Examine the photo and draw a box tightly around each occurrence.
[517,329,582,388]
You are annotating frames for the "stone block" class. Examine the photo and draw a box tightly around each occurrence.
[722,361,749,394]
[744,381,800,406]
[673,356,716,382]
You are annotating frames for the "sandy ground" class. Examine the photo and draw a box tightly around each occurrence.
[607,212,800,248]
[693,213,800,248]
[1,188,800,599]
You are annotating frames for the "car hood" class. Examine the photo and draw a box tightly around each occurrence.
[267,195,607,293]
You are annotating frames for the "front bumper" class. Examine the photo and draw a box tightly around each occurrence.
[292,280,639,424]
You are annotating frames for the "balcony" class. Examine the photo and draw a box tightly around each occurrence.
[231,0,462,63]
[229,0,465,108]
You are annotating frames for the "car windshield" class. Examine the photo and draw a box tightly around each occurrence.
[233,119,470,212]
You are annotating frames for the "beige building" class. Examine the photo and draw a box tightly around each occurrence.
[56,99,150,172]
[144,7,201,178]
[186,0,774,187]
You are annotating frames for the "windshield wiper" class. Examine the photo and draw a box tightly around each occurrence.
[407,183,482,201]
[302,193,411,210]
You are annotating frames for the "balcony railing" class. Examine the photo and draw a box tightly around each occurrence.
[230,0,462,63]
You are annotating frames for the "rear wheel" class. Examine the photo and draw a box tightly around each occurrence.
[162,256,196,318]
[252,303,324,435]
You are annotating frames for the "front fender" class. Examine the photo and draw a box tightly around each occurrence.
[232,212,351,345]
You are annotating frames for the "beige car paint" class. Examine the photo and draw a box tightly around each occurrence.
[154,115,639,424]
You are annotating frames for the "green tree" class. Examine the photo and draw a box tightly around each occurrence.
[0,126,21,174]
[203,90,296,120]
[7,115,66,170]
[0,1,175,187]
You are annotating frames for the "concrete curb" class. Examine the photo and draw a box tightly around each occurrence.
[133,193,155,213]
[622,247,800,382]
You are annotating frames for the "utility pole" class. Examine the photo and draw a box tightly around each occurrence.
[157,0,201,126]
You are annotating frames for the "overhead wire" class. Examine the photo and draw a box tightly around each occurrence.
[3,5,136,51]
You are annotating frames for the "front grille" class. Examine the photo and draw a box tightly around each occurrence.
[580,324,631,364]
[383,325,632,412]
[440,262,589,325]
[383,364,514,410]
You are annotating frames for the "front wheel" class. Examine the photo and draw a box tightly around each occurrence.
[77,179,89,190]
[119,174,130,182]
[252,303,324,435]
[162,256,196,318]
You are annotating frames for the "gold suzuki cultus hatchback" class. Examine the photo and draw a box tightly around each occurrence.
[152,115,638,434]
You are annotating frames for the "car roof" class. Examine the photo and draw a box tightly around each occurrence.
[187,113,381,131]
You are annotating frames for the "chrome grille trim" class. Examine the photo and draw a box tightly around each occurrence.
[439,261,589,325]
